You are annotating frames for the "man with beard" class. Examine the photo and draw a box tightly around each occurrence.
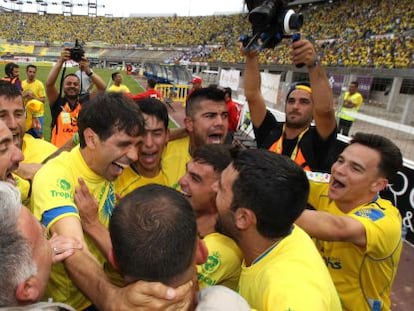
[162,87,228,189]
[243,39,337,172]
[296,133,403,311]
[46,48,106,148]
[213,149,341,311]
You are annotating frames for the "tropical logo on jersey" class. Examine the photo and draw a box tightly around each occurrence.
[202,251,221,274]
[50,178,73,199]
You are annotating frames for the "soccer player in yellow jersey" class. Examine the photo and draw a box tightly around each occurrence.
[297,133,403,311]
[115,97,169,197]
[107,72,130,93]
[213,149,342,311]
[22,64,46,138]
[0,82,57,204]
[179,144,243,291]
[338,81,364,136]
[31,93,193,310]
[162,87,229,188]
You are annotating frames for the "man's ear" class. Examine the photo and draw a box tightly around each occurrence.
[15,277,41,304]
[108,247,120,271]
[195,238,208,265]
[83,128,97,149]
[234,207,256,231]
[184,117,193,133]
[371,177,388,193]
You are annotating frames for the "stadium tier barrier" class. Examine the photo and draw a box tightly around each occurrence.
[156,84,189,105]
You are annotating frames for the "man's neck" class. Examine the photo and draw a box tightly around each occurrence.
[196,211,217,237]
[239,231,282,267]
[133,162,160,179]
[284,126,307,140]
[335,193,378,214]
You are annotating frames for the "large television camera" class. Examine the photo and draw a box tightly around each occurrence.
[242,0,303,50]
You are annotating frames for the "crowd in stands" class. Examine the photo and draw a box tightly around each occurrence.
[0,0,413,68]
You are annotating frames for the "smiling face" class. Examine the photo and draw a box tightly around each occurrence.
[0,121,24,185]
[185,99,228,149]
[136,113,169,178]
[284,89,313,130]
[329,143,386,211]
[0,95,26,149]
[63,75,80,100]
[179,160,218,215]
[88,128,142,181]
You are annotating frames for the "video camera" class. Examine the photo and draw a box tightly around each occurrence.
[69,39,85,63]
[242,0,303,50]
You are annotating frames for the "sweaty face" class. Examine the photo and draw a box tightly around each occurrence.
[214,164,239,240]
[0,95,26,148]
[285,89,313,130]
[26,67,36,81]
[329,143,384,210]
[0,122,24,185]
[179,160,218,215]
[136,114,168,178]
[91,128,141,181]
[186,100,228,148]
[63,76,80,99]
[18,207,52,301]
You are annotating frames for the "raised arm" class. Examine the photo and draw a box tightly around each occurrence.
[79,58,106,93]
[46,48,71,106]
[295,209,367,248]
[291,39,336,139]
[243,49,267,128]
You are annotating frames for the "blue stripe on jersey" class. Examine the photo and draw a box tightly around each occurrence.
[41,206,78,227]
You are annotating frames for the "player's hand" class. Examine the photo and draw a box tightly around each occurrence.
[290,39,317,68]
[49,232,83,263]
[75,178,100,231]
[107,280,194,311]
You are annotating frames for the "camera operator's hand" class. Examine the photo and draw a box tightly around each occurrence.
[79,57,91,73]
[60,47,71,62]
[239,42,260,58]
[290,39,317,69]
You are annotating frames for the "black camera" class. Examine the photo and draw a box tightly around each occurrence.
[69,39,85,63]
[242,0,303,49]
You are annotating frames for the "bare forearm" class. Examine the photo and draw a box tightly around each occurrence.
[83,222,112,261]
[90,72,107,91]
[46,59,64,88]
[244,53,267,126]
[308,64,336,138]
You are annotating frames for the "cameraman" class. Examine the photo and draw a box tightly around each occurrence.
[242,39,337,172]
[46,47,106,148]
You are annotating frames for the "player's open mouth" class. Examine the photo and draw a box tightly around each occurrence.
[6,171,16,186]
[331,178,345,189]
[208,134,223,143]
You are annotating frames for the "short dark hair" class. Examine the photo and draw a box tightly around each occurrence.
[0,81,22,99]
[137,97,168,129]
[350,81,359,87]
[4,63,18,77]
[350,132,402,181]
[223,87,232,98]
[109,184,197,285]
[26,64,37,72]
[230,149,309,238]
[186,87,225,117]
[78,92,145,148]
[147,78,157,88]
[192,144,232,174]
[112,72,120,81]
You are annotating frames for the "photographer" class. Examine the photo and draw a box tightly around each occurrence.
[242,39,337,172]
[46,47,106,148]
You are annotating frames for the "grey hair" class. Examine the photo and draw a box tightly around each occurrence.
[0,181,37,306]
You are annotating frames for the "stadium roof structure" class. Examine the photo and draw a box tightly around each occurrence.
[0,0,105,16]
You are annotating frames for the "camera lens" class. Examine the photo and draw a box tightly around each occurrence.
[289,14,303,30]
